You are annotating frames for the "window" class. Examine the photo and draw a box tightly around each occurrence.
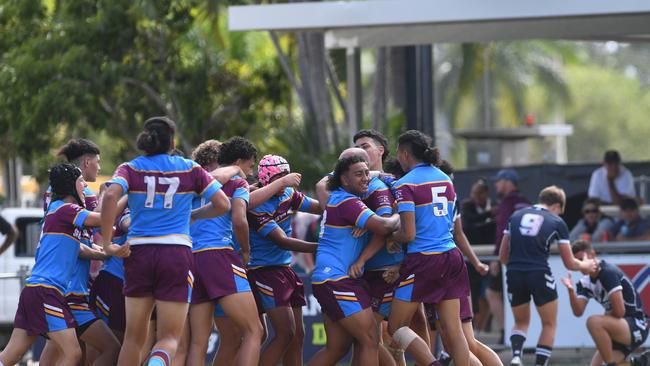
[14,217,42,257]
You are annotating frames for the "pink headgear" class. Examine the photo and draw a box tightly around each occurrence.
[257,154,291,186]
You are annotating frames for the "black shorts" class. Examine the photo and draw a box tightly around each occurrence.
[613,316,649,357]
[506,269,558,307]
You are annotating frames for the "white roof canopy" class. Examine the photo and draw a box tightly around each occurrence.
[228,0,650,48]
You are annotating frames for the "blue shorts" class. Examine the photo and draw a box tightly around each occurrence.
[66,294,98,327]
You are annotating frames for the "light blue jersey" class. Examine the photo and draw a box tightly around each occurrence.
[394,164,457,254]
[27,201,91,293]
[247,187,314,268]
[109,154,222,247]
[191,176,249,252]
[312,189,375,283]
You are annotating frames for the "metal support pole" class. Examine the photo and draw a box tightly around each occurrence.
[405,45,435,142]
[3,158,22,207]
[346,47,362,141]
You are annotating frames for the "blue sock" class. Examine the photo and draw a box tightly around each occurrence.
[147,349,171,366]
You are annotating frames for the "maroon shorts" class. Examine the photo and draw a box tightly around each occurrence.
[362,270,397,319]
[192,249,251,304]
[90,271,126,332]
[124,244,194,302]
[15,285,76,336]
[394,248,470,305]
[248,266,305,313]
[312,278,372,322]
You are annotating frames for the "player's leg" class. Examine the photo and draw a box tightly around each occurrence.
[436,299,470,366]
[78,319,121,366]
[0,328,38,365]
[260,306,296,365]
[219,292,264,366]
[144,300,189,365]
[411,304,431,351]
[586,315,632,365]
[463,321,503,366]
[172,319,190,366]
[118,296,155,365]
[506,269,531,364]
[48,328,83,365]
[534,299,557,366]
[212,315,243,366]
[307,314,354,366]
[388,299,435,365]
[282,306,306,366]
[340,307,381,365]
[373,313,398,366]
[187,301,216,366]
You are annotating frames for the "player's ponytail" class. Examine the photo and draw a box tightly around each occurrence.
[136,116,176,156]
[397,130,441,166]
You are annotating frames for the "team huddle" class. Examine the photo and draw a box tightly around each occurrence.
[0,116,648,366]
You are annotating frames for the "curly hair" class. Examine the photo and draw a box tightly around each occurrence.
[217,137,258,166]
[191,140,222,168]
[326,156,368,191]
[57,139,100,163]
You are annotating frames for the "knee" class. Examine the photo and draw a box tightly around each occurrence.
[274,324,296,344]
[246,320,265,342]
[586,316,603,331]
[68,345,83,364]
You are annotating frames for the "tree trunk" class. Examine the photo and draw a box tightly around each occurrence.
[372,47,387,131]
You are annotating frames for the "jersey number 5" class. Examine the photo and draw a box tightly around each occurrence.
[431,186,449,217]
[144,176,180,209]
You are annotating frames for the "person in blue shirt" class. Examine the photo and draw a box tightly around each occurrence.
[499,186,597,366]
[309,155,400,366]
[0,164,104,366]
[186,137,263,366]
[387,130,467,366]
[247,154,322,366]
[40,139,122,366]
[100,117,231,366]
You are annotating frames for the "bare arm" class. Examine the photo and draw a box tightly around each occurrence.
[0,224,17,256]
[83,212,102,227]
[210,166,244,185]
[498,234,510,265]
[79,243,108,260]
[315,176,330,211]
[305,199,323,215]
[191,190,231,220]
[390,212,414,244]
[561,274,588,317]
[607,178,624,206]
[559,244,596,272]
[454,219,488,275]
[365,214,400,237]
[231,198,250,266]
[608,290,626,318]
[267,227,318,253]
[349,230,387,279]
[99,184,130,257]
[249,173,302,209]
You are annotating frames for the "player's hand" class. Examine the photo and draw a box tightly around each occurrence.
[579,258,598,274]
[489,261,501,276]
[280,173,302,189]
[241,252,250,268]
[352,228,367,238]
[560,272,573,290]
[386,240,402,254]
[383,266,400,284]
[475,262,489,276]
[348,261,365,279]
[104,242,130,258]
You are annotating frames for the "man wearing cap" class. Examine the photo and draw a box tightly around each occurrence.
[588,150,636,205]
[487,168,530,344]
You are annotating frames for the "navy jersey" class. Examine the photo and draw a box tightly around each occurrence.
[576,260,646,319]
[505,205,570,271]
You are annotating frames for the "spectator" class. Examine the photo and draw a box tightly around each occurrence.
[488,168,530,343]
[0,214,17,256]
[461,178,496,244]
[612,197,650,241]
[569,198,614,242]
[588,150,636,205]
[460,178,496,331]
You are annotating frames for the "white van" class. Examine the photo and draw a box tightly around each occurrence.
[0,207,43,337]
